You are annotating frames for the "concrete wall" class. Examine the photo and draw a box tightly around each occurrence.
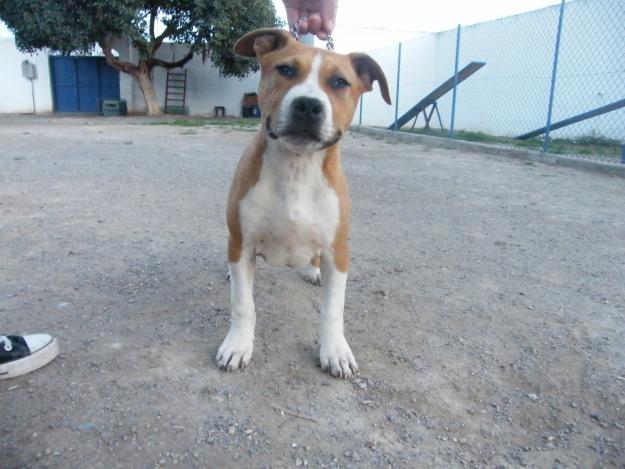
[0,38,53,113]
[117,40,260,116]
[357,0,625,141]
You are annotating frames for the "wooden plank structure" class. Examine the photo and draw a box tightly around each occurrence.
[516,98,625,140]
[388,61,486,131]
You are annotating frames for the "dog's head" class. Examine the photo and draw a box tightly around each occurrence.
[235,29,391,153]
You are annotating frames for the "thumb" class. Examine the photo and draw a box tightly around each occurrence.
[285,6,300,26]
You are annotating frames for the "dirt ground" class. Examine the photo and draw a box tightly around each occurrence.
[1,116,624,468]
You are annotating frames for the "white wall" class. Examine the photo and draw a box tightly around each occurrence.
[357,0,625,141]
[0,38,53,113]
[117,40,261,116]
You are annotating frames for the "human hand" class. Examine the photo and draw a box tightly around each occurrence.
[283,0,338,40]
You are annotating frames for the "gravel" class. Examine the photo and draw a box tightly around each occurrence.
[0,115,624,467]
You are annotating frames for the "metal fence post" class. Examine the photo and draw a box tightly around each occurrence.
[449,24,461,138]
[543,0,566,153]
[393,42,402,131]
[359,95,363,126]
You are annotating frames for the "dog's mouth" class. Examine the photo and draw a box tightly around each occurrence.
[265,115,342,150]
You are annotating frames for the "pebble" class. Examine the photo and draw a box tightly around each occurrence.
[527,393,538,401]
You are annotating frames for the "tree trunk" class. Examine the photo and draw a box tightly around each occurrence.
[135,62,161,116]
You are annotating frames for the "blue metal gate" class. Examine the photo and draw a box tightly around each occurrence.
[50,57,120,113]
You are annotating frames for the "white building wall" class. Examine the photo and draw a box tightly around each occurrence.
[0,38,53,113]
[118,40,260,116]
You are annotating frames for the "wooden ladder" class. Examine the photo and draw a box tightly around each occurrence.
[164,69,187,114]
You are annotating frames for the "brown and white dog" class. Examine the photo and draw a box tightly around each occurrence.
[217,29,390,378]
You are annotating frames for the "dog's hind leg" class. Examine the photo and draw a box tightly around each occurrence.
[300,255,321,285]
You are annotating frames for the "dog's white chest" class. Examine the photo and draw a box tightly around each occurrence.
[239,149,339,268]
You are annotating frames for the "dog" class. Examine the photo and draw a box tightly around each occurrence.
[217,28,390,378]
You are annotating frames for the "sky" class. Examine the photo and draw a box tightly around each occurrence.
[271,0,563,52]
[1,0,562,52]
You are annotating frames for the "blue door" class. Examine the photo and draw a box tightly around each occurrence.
[50,57,120,113]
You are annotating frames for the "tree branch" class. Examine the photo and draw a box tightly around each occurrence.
[98,35,139,76]
[149,47,195,69]
[149,7,157,40]
[150,23,175,56]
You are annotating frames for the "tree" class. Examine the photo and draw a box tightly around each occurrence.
[0,0,281,115]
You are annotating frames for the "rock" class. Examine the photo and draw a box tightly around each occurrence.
[527,393,538,401]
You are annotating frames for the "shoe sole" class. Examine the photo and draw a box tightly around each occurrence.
[0,337,59,380]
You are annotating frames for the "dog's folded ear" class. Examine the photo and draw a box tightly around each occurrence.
[349,53,392,105]
[234,29,293,58]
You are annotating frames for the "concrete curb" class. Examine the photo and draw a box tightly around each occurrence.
[350,126,625,179]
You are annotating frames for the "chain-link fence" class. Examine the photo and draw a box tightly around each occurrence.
[356,0,625,164]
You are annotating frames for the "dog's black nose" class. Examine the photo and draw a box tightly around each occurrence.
[291,97,324,123]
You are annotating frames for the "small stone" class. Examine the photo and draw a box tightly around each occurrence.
[590,412,600,421]
[358,380,368,390]
[527,393,538,401]
[321,380,331,386]
[295,458,303,466]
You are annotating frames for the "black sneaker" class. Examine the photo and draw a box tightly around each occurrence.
[0,334,59,380]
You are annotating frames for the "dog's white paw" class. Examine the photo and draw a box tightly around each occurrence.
[300,265,321,286]
[320,333,358,378]
[216,328,254,371]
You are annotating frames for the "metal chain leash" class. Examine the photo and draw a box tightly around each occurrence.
[290,17,334,51]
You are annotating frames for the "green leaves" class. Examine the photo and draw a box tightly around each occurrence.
[0,0,281,77]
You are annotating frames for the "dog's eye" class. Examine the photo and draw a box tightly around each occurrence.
[330,76,350,89]
[276,64,296,78]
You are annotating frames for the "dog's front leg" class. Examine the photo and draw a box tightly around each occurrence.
[216,249,256,370]
[319,255,358,378]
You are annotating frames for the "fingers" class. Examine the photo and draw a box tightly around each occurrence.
[283,0,337,41]
[307,12,322,35]
[319,0,337,36]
